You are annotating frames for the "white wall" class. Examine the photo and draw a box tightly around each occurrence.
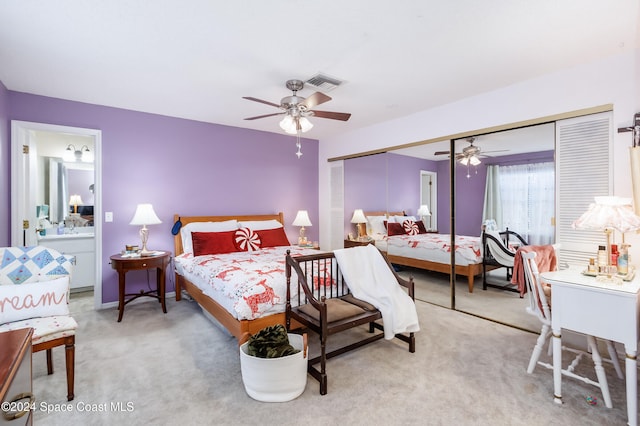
[319,50,640,256]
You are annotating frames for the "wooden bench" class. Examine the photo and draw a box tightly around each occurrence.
[285,250,416,395]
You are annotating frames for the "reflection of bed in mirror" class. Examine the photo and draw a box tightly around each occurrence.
[365,211,495,292]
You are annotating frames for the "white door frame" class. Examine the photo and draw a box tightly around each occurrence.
[11,120,103,309]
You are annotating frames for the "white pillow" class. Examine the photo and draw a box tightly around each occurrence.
[180,220,239,254]
[390,215,416,223]
[237,220,283,231]
[366,216,387,235]
[0,276,70,324]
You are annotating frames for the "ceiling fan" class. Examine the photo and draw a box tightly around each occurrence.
[434,137,508,165]
[243,79,352,134]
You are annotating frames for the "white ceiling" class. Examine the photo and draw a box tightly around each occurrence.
[0,1,638,143]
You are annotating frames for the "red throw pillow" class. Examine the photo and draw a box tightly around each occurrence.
[256,227,291,247]
[415,220,428,234]
[234,228,261,252]
[387,222,405,236]
[191,231,238,256]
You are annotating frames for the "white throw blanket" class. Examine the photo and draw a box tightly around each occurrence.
[333,244,420,339]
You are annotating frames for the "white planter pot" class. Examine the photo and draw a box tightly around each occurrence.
[239,333,308,402]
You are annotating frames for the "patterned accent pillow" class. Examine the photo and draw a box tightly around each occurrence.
[403,220,420,235]
[234,228,262,251]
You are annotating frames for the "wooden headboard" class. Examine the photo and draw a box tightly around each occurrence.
[173,212,285,256]
[364,211,406,217]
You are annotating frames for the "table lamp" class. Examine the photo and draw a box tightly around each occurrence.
[129,203,162,256]
[292,210,312,245]
[350,209,368,241]
[572,196,640,276]
[69,194,83,214]
[417,204,431,229]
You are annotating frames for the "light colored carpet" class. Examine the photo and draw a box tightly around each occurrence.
[31,289,632,426]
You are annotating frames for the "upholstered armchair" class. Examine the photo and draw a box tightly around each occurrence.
[0,246,77,401]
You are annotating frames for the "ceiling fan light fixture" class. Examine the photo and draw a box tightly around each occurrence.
[298,116,313,132]
[279,115,297,134]
[459,156,469,166]
[470,155,481,166]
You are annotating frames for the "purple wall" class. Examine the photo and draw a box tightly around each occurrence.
[3,91,319,304]
[0,81,9,245]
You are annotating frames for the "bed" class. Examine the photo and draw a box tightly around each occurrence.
[364,212,493,292]
[173,212,322,342]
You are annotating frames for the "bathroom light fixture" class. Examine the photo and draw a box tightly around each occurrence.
[129,204,162,256]
[65,144,91,162]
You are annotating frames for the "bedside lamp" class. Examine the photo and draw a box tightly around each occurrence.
[350,209,368,241]
[417,204,431,229]
[292,210,312,245]
[129,203,162,256]
[69,195,83,214]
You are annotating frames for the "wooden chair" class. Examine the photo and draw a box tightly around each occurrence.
[0,246,77,401]
[482,227,528,291]
[521,250,623,408]
[285,249,416,395]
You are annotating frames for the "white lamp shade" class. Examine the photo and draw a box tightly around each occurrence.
[279,115,297,134]
[573,196,640,233]
[69,194,83,206]
[298,117,313,132]
[417,205,431,216]
[469,155,481,166]
[350,209,367,224]
[292,210,312,227]
[129,203,162,226]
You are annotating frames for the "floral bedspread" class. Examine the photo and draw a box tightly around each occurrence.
[175,246,326,320]
[386,233,482,263]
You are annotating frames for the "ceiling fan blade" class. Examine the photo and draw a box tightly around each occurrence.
[244,112,285,120]
[242,96,281,108]
[434,151,451,156]
[309,110,351,121]
[481,149,510,154]
[301,92,332,110]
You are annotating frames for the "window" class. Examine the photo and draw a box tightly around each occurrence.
[498,162,555,245]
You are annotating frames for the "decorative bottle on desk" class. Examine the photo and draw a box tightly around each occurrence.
[618,244,629,275]
[597,245,607,273]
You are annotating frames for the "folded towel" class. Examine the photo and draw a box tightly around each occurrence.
[334,244,420,339]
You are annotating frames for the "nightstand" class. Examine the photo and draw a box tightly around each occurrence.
[109,251,171,322]
[344,239,373,248]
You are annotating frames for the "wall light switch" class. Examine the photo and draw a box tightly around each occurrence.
[105,212,113,222]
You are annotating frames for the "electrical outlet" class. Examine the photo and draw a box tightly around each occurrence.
[105,212,113,222]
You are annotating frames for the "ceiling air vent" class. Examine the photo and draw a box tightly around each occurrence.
[305,73,344,92]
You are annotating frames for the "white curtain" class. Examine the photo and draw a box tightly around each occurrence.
[498,162,555,245]
[482,165,502,230]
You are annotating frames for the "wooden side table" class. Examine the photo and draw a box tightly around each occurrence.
[344,239,373,248]
[109,251,171,322]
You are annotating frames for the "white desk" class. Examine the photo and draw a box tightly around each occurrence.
[542,268,640,426]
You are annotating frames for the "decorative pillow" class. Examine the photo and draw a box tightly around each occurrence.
[256,227,291,247]
[403,220,420,235]
[237,220,283,231]
[387,222,405,236]
[415,220,428,234]
[180,220,239,254]
[234,228,262,252]
[191,231,239,256]
[0,276,70,325]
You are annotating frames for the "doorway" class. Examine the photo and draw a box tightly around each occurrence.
[11,121,103,309]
